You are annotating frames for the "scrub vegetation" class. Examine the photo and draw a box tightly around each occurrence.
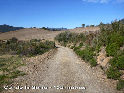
[0,38,55,57]
[0,38,55,92]
[55,19,124,90]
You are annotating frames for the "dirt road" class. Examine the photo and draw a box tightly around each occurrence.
[4,46,118,93]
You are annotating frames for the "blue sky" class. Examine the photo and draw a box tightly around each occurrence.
[0,0,124,28]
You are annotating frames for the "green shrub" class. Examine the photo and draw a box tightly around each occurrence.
[81,47,95,62]
[0,75,7,82]
[10,37,18,43]
[74,46,82,51]
[44,40,55,48]
[94,44,101,53]
[106,67,121,80]
[79,42,83,47]
[74,47,97,67]
[78,33,86,42]
[55,32,86,45]
[117,55,124,70]
[96,21,124,51]
[106,43,120,56]
[109,33,124,47]
[34,42,49,55]
[74,45,97,67]
[89,58,97,67]
[75,50,84,56]
[55,31,70,43]
[0,38,55,57]
[30,39,40,42]
[110,55,124,70]
[117,79,124,90]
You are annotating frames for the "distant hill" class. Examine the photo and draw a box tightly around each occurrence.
[47,27,67,31]
[0,24,24,33]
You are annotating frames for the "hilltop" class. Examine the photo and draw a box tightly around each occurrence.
[69,27,99,34]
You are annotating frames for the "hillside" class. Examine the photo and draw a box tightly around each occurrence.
[0,28,63,41]
[0,27,99,41]
[69,27,100,34]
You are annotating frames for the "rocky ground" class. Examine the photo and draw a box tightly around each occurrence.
[2,45,122,93]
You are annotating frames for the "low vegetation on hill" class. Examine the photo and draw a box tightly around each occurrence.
[55,20,124,91]
[0,38,55,57]
[0,38,55,92]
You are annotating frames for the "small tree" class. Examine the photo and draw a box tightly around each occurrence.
[82,24,85,28]
[10,37,18,43]
[86,25,89,27]
[90,25,94,27]
[42,27,48,30]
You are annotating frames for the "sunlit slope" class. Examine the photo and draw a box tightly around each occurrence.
[0,28,62,41]
[0,27,99,41]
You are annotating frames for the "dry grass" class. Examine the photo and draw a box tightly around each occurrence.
[0,27,99,41]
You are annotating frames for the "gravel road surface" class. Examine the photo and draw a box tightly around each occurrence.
[4,46,119,93]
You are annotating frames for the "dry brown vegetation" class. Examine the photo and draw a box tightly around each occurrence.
[0,28,62,41]
[0,27,99,41]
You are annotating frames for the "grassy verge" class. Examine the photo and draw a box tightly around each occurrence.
[74,46,97,67]
[0,56,25,92]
